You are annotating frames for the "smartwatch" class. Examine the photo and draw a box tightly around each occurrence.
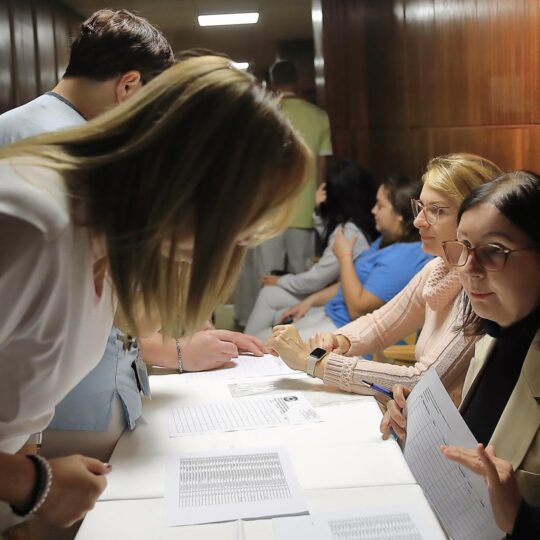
[307,347,327,377]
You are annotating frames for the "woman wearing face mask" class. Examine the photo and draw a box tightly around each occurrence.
[381,171,540,536]
[268,154,500,400]
[0,57,310,531]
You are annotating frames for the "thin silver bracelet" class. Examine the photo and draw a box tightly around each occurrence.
[175,338,184,374]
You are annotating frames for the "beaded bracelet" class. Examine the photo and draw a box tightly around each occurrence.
[175,338,184,374]
[11,454,53,517]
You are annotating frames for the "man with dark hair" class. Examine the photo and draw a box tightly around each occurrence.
[0,9,174,144]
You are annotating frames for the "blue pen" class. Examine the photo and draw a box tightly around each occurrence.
[361,380,394,399]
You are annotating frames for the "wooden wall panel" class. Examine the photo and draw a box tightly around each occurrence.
[319,0,540,177]
[53,4,70,81]
[0,1,13,113]
[10,0,38,105]
[0,0,81,111]
[34,0,57,92]
[363,0,407,129]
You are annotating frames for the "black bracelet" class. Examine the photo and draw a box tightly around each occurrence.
[10,454,53,517]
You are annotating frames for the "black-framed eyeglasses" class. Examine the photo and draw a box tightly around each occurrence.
[411,199,450,225]
[442,240,538,272]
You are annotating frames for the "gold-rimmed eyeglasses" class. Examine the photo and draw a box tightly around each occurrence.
[411,199,450,225]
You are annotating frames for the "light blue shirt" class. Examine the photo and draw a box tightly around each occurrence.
[0,94,150,432]
[325,237,433,327]
[0,93,85,146]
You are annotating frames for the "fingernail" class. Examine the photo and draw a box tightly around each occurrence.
[104,463,113,470]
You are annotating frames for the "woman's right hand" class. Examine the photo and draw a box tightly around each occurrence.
[307,332,351,354]
[36,455,110,527]
[181,330,240,371]
[380,384,411,441]
[276,298,313,324]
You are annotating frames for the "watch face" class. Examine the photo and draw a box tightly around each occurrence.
[310,347,327,359]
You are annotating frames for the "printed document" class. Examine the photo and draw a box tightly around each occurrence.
[273,501,446,540]
[168,394,321,437]
[403,368,503,540]
[164,447,308,526]
[179,354,299,382]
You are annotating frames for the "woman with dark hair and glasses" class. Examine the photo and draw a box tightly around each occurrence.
[268,154,500,400]
[381,171,540,538]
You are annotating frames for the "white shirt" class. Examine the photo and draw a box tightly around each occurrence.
[0,158,114,454]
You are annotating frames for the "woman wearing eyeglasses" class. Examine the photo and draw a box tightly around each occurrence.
[381,171,540,536]
[268,154,501,402]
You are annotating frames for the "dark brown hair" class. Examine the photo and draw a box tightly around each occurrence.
[380,175,421,243]
[64,9,174,83]
[457,171,540,335]
[269,60,298,87]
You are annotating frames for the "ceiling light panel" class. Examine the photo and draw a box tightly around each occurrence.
[198,12,260,26]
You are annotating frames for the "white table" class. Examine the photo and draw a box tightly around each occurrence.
[78,485,446,539]
[77,370,446,538]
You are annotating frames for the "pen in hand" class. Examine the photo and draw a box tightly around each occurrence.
[361,380,393,399]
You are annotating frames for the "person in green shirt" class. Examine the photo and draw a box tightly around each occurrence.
[234,60,333,326]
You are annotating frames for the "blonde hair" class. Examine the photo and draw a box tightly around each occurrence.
[421,153,502,204]
[1,57,311,336]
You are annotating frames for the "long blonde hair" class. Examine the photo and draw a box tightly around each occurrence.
[422,153,502,204]
[1,57,311,335]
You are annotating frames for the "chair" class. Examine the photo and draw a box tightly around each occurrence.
[376,332,418,364]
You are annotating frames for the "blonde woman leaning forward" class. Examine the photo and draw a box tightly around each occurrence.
[0,57,310,532]
[268,154,501,401]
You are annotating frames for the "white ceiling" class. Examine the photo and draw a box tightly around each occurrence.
[66,0,314,72]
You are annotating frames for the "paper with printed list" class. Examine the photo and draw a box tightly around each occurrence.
[273,502,446,540]
[163,447,308,526]
[403,368,503,540]
[168,393,321,437]
[178,354,299,382]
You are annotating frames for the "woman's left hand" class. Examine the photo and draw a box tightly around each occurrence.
[266,325,310,372]
[332,227,357,259]
[441,443,522,534]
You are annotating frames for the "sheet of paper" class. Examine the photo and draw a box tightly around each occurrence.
[163,447,308,526]
[167,394,322,437]
[403,368,503,540]
[228,378,368,408]
[273,502,445,540]
[179,354,299,382]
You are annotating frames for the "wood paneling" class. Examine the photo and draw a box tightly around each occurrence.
[10,0,38,105]
[34,0,57,92]
[0,0,81,112]
[318,0,540,176]
[53,4,71,81]
[0,1,13,113]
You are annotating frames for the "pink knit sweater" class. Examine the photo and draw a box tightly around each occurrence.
[323,257,478,400]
